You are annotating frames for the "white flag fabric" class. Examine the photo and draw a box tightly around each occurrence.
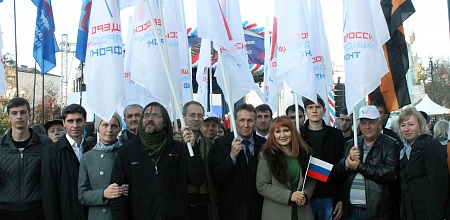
[196,38,211,109]
[122,15,159,108]
[118,0,139,9]
[263,24,281,113]
[309,0,333,124]
[343,0,390,113]
[0,24,6,97]
[163,0,192,105]
[197,0,263,105]
[129,0,188,107]
[85,0,125,121]
[274,0,316,102]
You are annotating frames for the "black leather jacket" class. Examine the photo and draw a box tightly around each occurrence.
[0,128,52,212]
[336,134,400,220]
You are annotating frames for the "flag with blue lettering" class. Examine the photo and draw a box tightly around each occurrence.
[197,0,263,105]
[128,0,190,107]
[263,23,281,113]
[32,0,59,74]
[343,0,390,113]
[273,0,316,103]
[75,0,91,62]
[0,24,6,96]
[84,0,125,121]
[196,38,211,109]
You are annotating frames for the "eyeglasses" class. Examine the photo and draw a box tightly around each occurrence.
[143,113,162,119]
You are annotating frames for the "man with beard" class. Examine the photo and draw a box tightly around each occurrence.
[110,102,206,219]
[119,104,143,143]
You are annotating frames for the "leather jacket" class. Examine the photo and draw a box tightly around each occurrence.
[336,134,400,219]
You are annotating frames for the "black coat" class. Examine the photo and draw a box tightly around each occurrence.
[301,120,345,204]
[336,134,400,219]
[209,132,265,220]
[0,129,52,212]
[399,134,448,220]
[109,135,206,220]
[41,136,94,220]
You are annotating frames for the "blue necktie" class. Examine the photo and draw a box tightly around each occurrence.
[242,140,253,164]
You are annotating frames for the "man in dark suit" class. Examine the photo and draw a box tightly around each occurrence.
[41,104,95,220]
[209,103,266,220]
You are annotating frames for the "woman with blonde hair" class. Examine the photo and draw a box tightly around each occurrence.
[397,107,447,219]
[256,116,315,220]
[433,120,449,146]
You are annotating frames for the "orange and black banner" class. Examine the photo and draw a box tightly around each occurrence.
[368,0,415,112]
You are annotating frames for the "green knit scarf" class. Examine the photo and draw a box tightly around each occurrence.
[138,127,167,165]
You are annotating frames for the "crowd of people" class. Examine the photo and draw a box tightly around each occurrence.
[0,96,449,220]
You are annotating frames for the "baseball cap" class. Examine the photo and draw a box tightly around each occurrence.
[203,112,220,123]
[359,106,380,120]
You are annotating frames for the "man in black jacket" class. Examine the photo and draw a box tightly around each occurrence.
[335,105,400,219]
[110,102,206,219]
[209,103,265,220]
[300,96,344,220]
[0,98,52,219]
[41,104,95,220]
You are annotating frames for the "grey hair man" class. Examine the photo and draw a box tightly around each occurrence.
[120,104,143,143]
[335,105,400,219]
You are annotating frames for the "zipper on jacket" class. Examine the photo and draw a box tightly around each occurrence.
[155,165,158,175]
[19,148,24,209]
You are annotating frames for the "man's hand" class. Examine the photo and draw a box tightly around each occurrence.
[349,146,360,160]
[333,201,343,220]
[345,154,360,170]
[181,126,195,146]
[230,138,243,158]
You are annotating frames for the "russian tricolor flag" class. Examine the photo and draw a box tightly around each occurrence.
[306,156,334,182]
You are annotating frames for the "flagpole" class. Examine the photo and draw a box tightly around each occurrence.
[209,67,213,112]
[41,73,44,125]
[80,63,84,105]
[294,92,300,132]
[217,46,237,138]
[353,106,358,146]
[13,0,19,97]
[301,155,312,191]
[144,0,194,156]
[32,62,37,124]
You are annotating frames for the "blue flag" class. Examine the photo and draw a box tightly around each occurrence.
[75,0,91,62]
[32,0,59,74]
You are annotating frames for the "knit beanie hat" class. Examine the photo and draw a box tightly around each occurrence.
[94,112,123,131]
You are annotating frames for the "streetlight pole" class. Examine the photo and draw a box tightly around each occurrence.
[428,54,435,100]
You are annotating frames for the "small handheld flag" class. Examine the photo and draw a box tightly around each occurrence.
[306,156,333,183]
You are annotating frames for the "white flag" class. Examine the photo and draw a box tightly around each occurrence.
[0,24,6,97]
[309,0,333,124]
[274,0,316,102]
[343,0,390,113]
[163,0,192,105]
[122,15,159,108]
[196,38,211,109]
[263,23,281,112]
[197,0,263,105]
[85,0,125,121]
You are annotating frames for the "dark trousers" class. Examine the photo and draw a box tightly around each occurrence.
[347,205,367,220]
[0,206,44,220]
[188,205,209,220]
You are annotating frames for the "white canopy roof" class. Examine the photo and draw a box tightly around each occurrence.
[414,94,450,115]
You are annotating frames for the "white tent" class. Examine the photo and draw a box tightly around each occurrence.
[414,94,450,115]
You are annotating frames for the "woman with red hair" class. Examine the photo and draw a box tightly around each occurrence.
[256,117,315,220]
